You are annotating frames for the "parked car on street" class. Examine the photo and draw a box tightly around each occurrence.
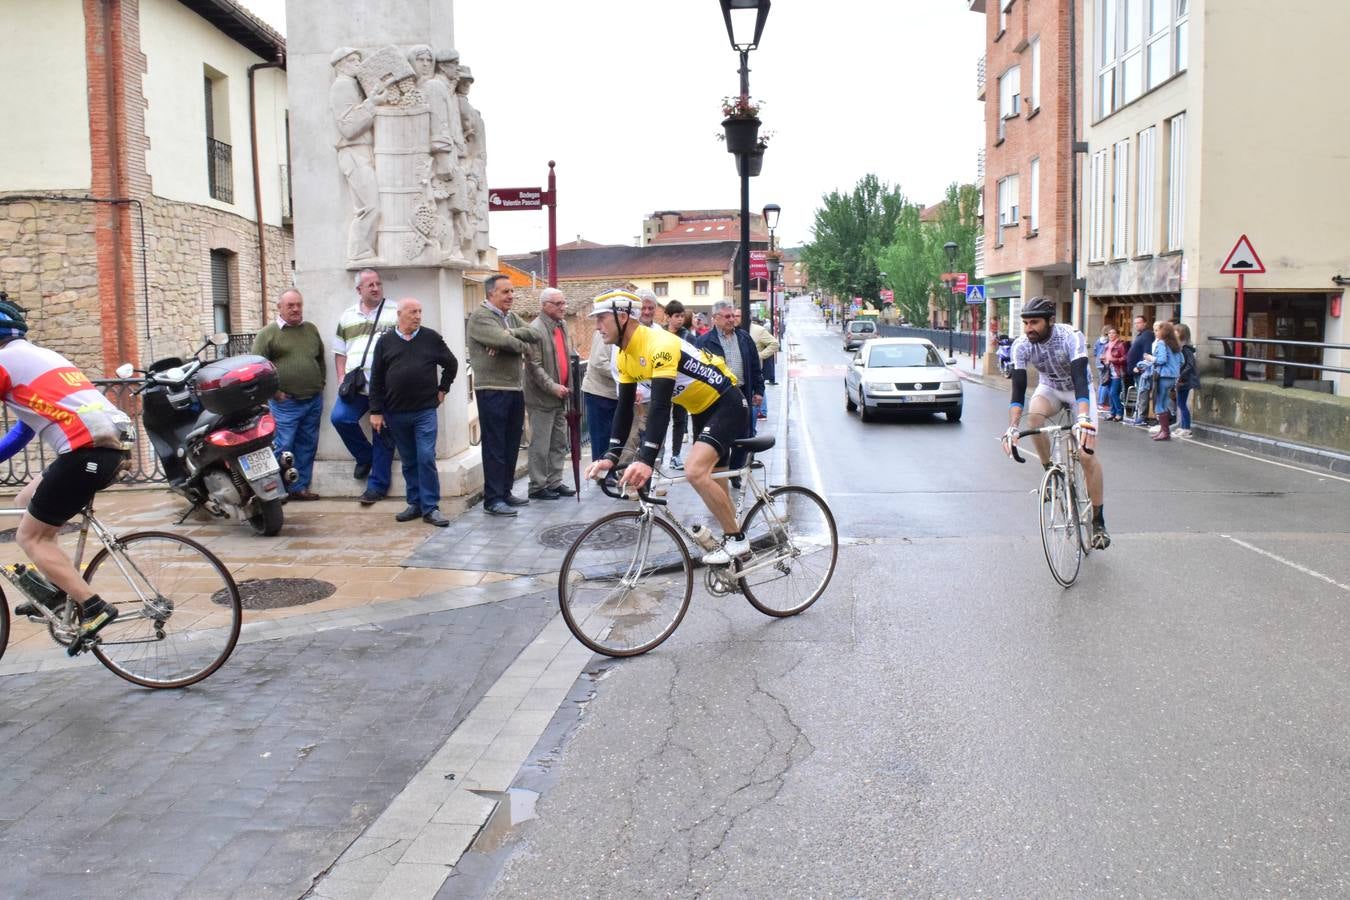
[843,318,878,351]
[844,337,963,423]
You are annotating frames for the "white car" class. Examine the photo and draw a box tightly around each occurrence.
[844,337,963,423]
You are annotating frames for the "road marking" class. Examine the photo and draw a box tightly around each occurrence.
[1221,534,1350,593]
[790,378,826,494]
[1181,438,1350,485]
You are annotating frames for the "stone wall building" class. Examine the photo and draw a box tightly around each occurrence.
[0,0,292,377]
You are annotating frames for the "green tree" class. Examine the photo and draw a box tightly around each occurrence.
[801,175,908,309]
[877,182,983,326]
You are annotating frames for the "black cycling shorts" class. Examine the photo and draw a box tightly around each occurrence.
[689,387,749,467]
[28,447,126,527]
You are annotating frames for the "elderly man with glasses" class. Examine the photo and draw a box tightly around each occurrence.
[523,287,577,500]
[695,300,763,487]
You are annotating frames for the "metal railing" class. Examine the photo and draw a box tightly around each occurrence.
[880,324,987,358]
[219,332,257,358]
[1209,336,1350,388]
[208,138,233,203]
[976,54,986,98]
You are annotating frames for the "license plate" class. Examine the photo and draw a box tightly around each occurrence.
[238,447,279,477]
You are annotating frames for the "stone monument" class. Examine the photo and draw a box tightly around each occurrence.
[287,2,487,497]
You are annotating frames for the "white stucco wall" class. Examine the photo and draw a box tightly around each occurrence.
[0,0,91,191]
[139,0,288,225]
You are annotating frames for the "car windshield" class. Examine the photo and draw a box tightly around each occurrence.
[867,345,944,368]
[849,321,876,333]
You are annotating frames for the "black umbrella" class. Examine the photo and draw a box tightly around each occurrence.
[566,351,583,501]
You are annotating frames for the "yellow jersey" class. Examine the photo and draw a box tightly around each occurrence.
[615,325,737,415]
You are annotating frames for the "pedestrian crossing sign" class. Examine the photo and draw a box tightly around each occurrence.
[965,284,986,304]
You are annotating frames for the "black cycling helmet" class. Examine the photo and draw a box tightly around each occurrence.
[0,292,28,338]
[1019,296,1056,320]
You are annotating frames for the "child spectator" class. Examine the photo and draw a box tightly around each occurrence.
[1175,323,1199,437]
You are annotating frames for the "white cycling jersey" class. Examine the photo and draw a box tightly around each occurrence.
[1011,324,1089,394]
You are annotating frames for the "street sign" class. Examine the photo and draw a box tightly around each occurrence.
[955,273,969,294]
[487,187,544,211]
[749,251,768,280]
[1220,234,1265,274]
[966,284,986,305]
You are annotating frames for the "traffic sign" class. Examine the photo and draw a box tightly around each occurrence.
[488,187,544,211]
[965,284,986,305]
[1220,234,1265,274]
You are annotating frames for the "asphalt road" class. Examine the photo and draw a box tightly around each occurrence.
[472,299,1350,897]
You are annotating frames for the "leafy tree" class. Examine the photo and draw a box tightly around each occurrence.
[801,175,908,309]
[877,182,982,325]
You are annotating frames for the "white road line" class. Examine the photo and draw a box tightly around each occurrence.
[1221,534,1350,593]
[790,377,826,494]
[1182,438,1350,485]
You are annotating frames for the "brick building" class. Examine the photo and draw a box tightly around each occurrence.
[0,0,292,377]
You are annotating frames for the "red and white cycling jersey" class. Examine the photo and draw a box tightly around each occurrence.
[0,340,132,454]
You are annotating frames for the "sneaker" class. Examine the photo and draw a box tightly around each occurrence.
[702,535,751,566]
[67,599,118,657]
[1090,521,1112,550]
[669,455,684,470]
[503,494,531,507]
[14,594,66,618]
[1174,428,1192,437]
[358,490,386,506]
[1148,424,1162,435]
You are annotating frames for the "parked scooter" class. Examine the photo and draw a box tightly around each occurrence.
[996,335,1014,378]
[117,334,297,535]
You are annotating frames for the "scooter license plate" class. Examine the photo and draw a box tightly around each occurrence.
[238,447,279,477]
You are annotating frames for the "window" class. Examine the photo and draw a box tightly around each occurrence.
[997,65,1021,140]
[1175,0,1189,71]
[1167,113,1186,250]
[997,174,1020,229]
[204,69,233,203]
[1088,150,1108,262]
[1112,140,1130,259]
[1097,0,1187,118]
[1028,158,1040,234]
[1028,39,1041,112]
[653,282,668,297]
[999,0,1013,35]
[1136,126,1156,255]
[693,280,709,296]
[210,250,234,333]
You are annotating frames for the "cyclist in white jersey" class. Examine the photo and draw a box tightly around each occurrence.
[1000,297,1110,549]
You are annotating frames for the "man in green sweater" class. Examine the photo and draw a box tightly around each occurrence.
[252,289,325,500]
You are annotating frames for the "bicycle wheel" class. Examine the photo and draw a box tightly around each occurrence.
[1039,469,1082,587]
[83,531,242,688]
[558,511,693,657]
[738,486,839,617]
[1068,459,1093,556]
[0,588,9,663]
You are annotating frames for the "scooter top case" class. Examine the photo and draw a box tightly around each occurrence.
[197,355,279,416]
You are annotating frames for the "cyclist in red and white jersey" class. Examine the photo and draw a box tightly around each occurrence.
[0,296,132,647]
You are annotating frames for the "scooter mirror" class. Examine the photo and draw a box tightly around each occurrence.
[115,363,134,379]
[210,332,230,347]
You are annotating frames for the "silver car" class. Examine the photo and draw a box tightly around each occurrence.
[844,337,963,423]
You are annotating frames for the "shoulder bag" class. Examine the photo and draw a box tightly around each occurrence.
[338,298,386,401]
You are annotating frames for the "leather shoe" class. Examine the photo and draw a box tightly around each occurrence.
[528,488,561,500]
[394,504,422,522]
[289,489,321,501]
[484,500,518,517]
[354,461,371,481]
[358,490,386,506]
[551,483,576,497]
[503,494,530,507]
[423,509,450,527]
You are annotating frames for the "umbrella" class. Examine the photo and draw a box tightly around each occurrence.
[566,350,583,501]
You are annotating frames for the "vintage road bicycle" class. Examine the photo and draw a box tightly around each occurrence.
[0,500,242,688]
[1011,421,1095,587]
[558,434,839,657]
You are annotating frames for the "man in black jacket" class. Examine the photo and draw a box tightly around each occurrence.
[369,298,458,526]
[1125,314,1155,424]
[695,300,763,484]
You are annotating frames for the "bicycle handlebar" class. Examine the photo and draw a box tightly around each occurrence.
[597,467,667,506]
[1008,423,1094,464]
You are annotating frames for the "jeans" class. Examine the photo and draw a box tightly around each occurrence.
[329,391,393,495]
[1108,377,1124,419]
[1177,385,1193,429]
[1154,376,1177,415]
[386,407,440,513]
[478,389,525,506]
[269,394,322,492]
[584,392,617,461]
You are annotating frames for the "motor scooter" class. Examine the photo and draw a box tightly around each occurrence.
[118,334,297,535]
[996,336,1014,378]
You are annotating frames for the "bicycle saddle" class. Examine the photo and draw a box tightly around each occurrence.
[732,434,775,452]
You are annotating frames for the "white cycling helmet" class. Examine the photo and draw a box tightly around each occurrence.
[587,289,641,319]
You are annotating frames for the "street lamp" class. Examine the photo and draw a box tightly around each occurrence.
[943,241,959,356]
[720,0,772,328]
[763,203,781,336]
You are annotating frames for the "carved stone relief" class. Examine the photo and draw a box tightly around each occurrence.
[328,44,489,270]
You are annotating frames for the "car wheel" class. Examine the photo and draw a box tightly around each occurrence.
[859,395,873,423]
[946,406,963,423]
[845,387,857,412]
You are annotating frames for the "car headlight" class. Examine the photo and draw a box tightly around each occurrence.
[940,381,960,391]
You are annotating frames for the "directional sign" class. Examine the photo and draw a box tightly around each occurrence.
[966,284,987,305]
[488,187,544,211]
[1220,234,1266,274]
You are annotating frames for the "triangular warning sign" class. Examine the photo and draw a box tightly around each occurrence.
[1220,234,1265,275]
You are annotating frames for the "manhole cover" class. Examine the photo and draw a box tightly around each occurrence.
[213,577,336,610]
[538,521,640,551]
[0,523,80,544]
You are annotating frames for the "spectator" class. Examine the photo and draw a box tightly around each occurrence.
[1175,323,1199,438]
[252,288,325,501]
[696,300,762,487]
[748,317,780,420]
[692,312,711,336]
[523,288,576,500]
[1147,320,1182,441]
[615,289,661,466]
[1104,326,1128,421]
[368,298,457,526]
[636,290,659,327]
[664,300,692,469]
[468,274,540,517]
[332,268,399,505]
[1094,325,1111,411]
[581,329,618,462]
[1125,314,1155,424]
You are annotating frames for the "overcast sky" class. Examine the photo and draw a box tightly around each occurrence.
[242,1,985,255]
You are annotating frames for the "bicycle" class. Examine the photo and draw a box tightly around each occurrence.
[1010,422,1094,587]
[558,434,838,657]
[0,499,242,688]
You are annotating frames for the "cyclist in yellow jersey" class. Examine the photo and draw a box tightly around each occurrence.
[584,290,752,565]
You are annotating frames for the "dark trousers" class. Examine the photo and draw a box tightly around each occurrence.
[386,407,440,513]
[763,355,776,383]
[728,396,756,471]
[671,405,688,456]
[584,392,618,461]
[478,389,525,505]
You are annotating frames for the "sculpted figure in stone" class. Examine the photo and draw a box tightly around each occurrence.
[455,66,490,266]
[408,45,470,266]
[330,47,389,265]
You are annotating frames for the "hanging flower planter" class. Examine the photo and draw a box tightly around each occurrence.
[722,116,761,154]
[736,147,765,177]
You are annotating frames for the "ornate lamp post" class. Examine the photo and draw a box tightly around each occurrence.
[762,202,780,336]
[720,0,771,327]
[943,241,959,356]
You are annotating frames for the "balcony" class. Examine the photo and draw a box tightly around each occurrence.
[974,234,986,279]
[976,55,986,100]
[207,138,233,204]
[976,147,985,189]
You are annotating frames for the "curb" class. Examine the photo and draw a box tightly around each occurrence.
[1192,423,1350,476]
